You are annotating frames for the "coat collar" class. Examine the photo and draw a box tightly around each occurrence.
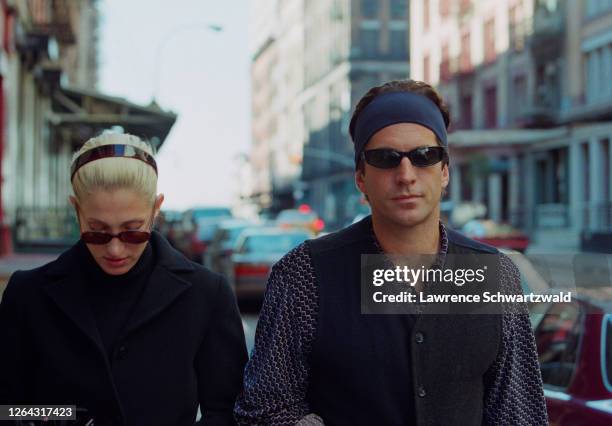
[42,231,195,348]
[44,231,194,278]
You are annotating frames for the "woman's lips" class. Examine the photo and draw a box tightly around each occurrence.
[104,257,128,268]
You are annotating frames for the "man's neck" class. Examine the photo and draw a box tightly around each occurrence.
[371,213,440,255]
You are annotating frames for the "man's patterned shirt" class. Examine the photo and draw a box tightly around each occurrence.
[234,223,548,425]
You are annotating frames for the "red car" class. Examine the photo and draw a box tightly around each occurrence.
[529,294,612,425]
[509,250,612,424]
[230,227,312,300]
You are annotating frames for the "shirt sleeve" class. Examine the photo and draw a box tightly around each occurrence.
[234,243,318,425]
[482,253,549,425]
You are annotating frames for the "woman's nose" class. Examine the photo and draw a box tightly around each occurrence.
[106,236,125,256]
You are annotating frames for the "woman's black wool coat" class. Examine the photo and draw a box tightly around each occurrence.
[0,231,248,425]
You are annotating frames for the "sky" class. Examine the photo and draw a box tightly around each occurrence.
[98,0,251,210]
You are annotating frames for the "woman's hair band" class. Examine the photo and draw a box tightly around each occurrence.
[70,144,158,181]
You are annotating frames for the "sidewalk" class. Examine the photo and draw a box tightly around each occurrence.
[0,253,59,296]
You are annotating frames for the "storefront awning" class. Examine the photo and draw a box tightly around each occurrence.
[47,86,177,148]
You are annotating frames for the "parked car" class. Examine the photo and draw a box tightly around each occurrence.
[204,218,258,274]
[508,249,612,424]
[530,293,612,425]
[462,219,530,252]
[180,207,233,263]
[230,227,312,300]
[276,205,325,235]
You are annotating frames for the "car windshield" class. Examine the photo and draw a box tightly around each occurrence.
[532,301,582,388]
[193,208,232,221]
[242,233,309,253]
[227,226,248,246]
[277,210,316,223]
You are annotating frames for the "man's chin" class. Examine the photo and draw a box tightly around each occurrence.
[377,209,431,228]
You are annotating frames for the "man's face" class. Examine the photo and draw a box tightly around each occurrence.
[71,188,163,275]
[355,122,449,228]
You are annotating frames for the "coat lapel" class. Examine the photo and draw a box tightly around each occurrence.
[123,265,192,335]
[124,231,194,335]
[42,244,105,353]
[41,233,195,346]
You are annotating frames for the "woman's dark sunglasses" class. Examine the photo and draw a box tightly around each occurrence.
[363,146,447,169]
[77,205,154,245]
[81,230,151,245]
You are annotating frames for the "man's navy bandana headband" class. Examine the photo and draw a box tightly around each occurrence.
[351,91,448,169]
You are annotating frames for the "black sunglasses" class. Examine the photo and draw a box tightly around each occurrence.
[362,147,448,169]
[77,205,154,245]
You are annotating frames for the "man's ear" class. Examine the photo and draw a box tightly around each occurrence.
[355,170,367,195]
[68,195,77,208]
[441,163,449,191]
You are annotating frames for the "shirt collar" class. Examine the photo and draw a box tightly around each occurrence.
[370,220,449,264]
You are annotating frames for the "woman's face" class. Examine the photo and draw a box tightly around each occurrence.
[71,188,164,275]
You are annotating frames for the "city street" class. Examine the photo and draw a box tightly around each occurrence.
[0,1,612,423]
[241,310,259,354]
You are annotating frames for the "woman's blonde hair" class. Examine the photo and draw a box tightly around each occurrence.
[70,133,158,204]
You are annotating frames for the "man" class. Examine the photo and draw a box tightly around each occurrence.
[235,80,548,425]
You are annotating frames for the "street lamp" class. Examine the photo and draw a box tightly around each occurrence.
[152,22,223,101]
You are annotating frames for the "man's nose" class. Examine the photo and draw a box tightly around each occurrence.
[396,156,417,185]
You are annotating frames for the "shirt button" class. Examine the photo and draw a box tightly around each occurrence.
[417,385,427,398]
[415,332,425,344]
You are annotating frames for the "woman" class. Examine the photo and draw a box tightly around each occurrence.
[0,133,247,425]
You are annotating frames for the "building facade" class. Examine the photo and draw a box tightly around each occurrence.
[0,0,176,253]
[250,0,410,229]
[411,0,612,251]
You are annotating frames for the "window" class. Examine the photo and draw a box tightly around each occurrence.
[531,302,583,388]
[460,0,471,15]
[511,74,527,122]
[360,28,380,58]
[440,0,451,17]
[585,44,612,104]
[361,0,379,19]
[582,143,590,203]
[390,0,408,19]
[509,2,525,51]
[586,49,601,103]
[585,0,612,18]
[460,95,473,129]
[484,18,496,63]
[440,43,451,81]
[484,85,497,128]
[460,31,471,72]
[552,147,568,204]
[389,28,408,59]
[460,163,473,199]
